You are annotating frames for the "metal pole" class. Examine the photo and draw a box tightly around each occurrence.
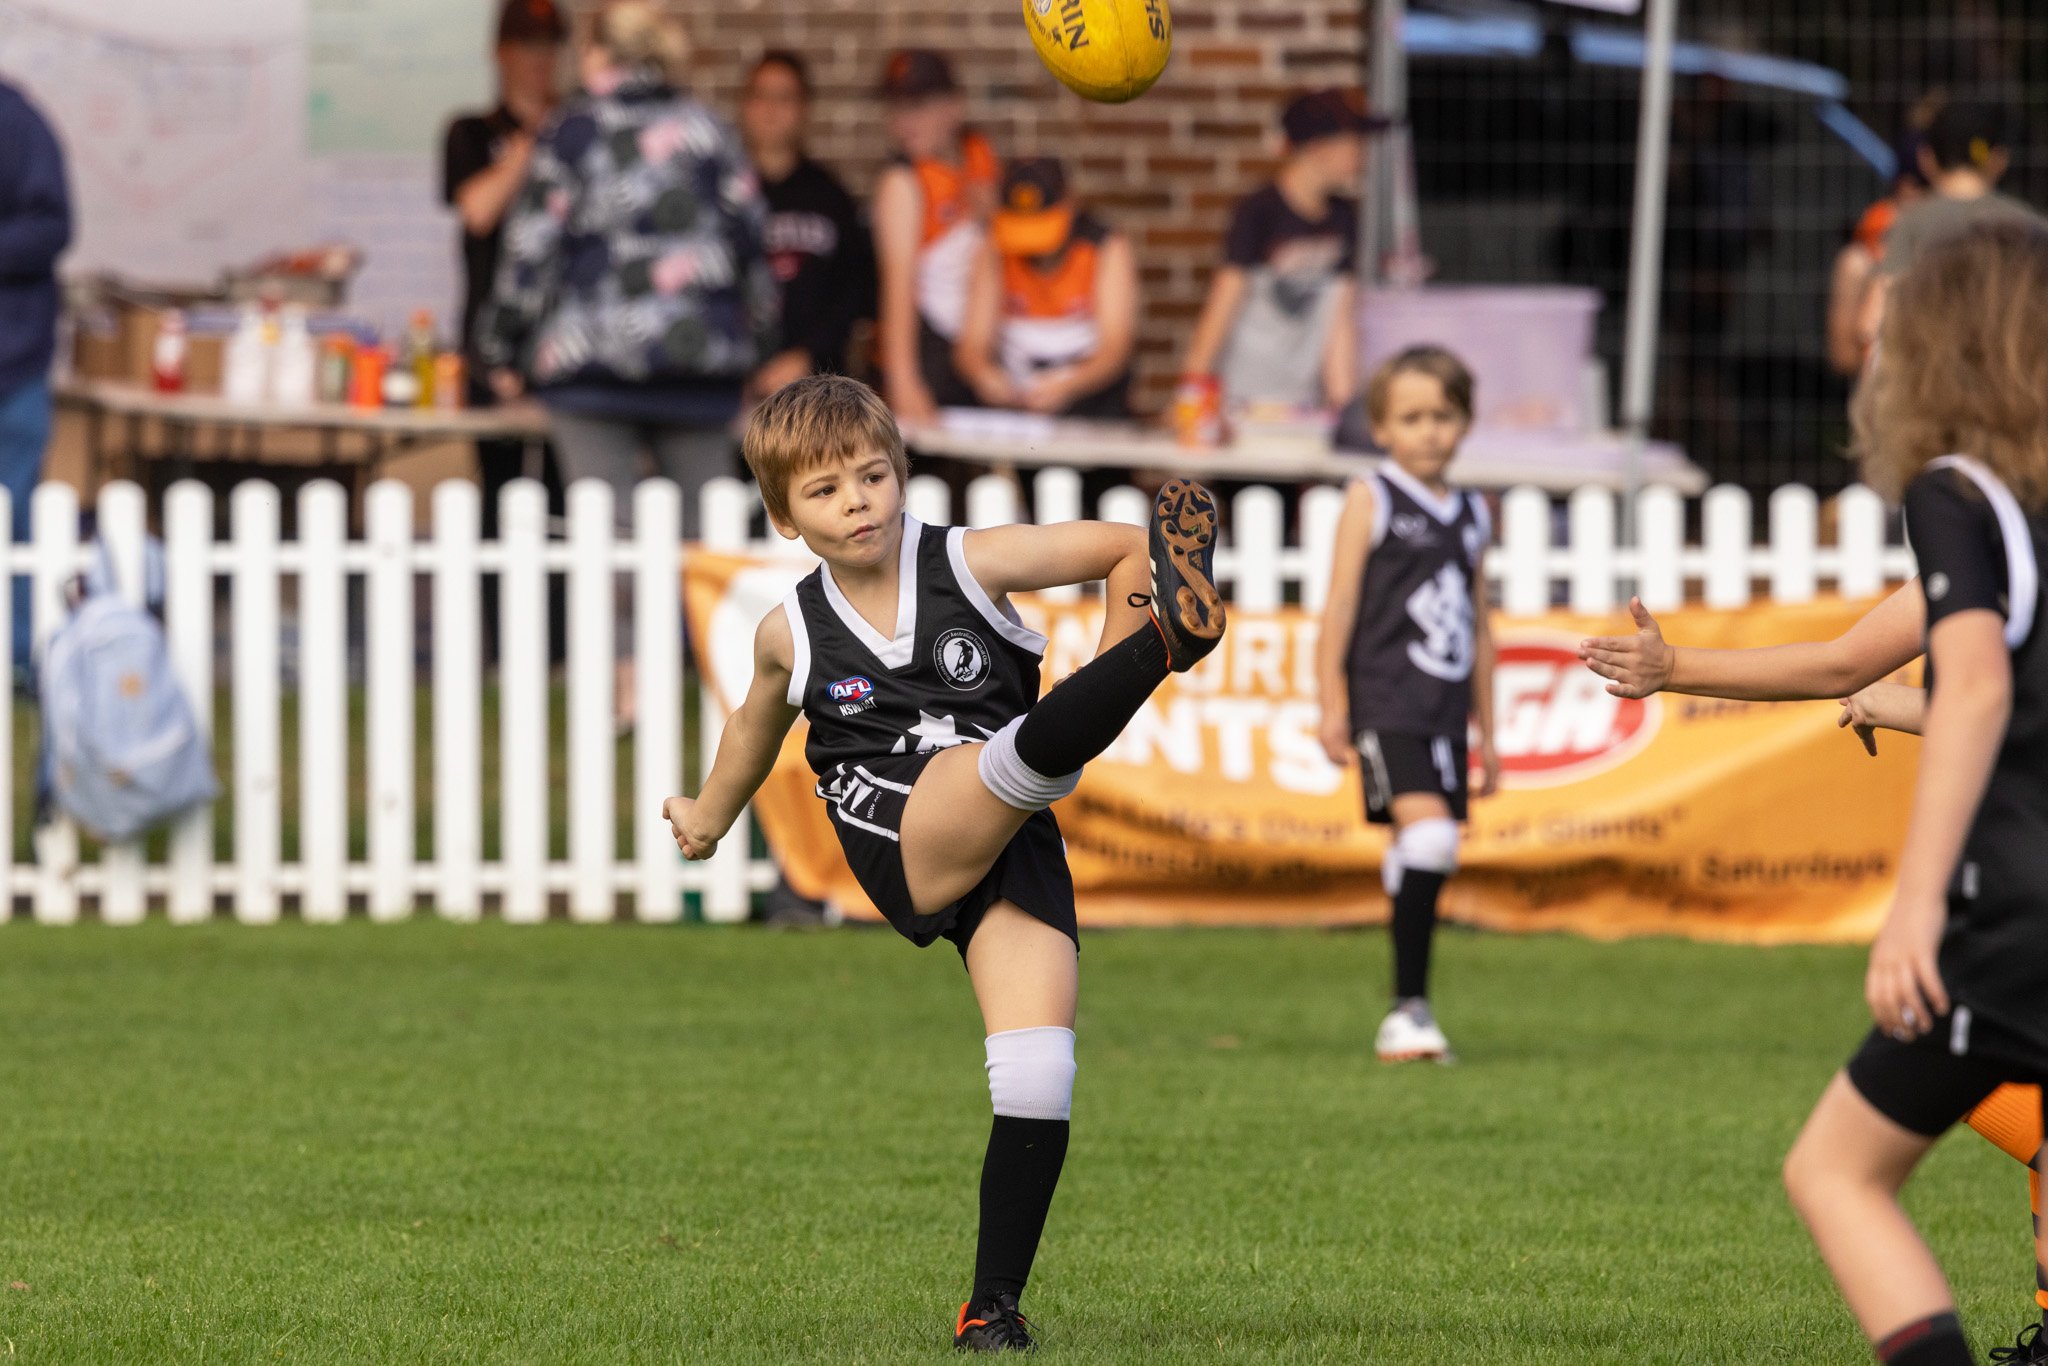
[1359,0,1404,288]
[1619,0,1678,547]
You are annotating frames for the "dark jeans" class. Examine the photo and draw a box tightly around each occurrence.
[0,377,49,665]
[477,435,567,666]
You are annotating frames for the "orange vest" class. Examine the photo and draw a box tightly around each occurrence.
[997,215,1110,380]
[900,132,999,341]
[914,132,999,247]
[1002,217,1105,322]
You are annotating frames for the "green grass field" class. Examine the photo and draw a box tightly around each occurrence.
[0,922,2033,1364]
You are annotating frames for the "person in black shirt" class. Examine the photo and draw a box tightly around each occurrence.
[442,0,567,660]
[1775,220,2048,1366]
[1180,88,1379,413]
[738,52,874,398]
[444,0,564,388]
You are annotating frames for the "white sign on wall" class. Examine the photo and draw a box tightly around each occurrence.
[1,0,494,338]
[0,0,310,282]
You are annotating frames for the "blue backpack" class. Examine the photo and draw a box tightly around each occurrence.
[37,549,218,842]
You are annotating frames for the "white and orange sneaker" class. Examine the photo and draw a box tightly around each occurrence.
[1375,998,1455,1064]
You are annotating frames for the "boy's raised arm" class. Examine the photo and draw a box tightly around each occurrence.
[962,522,1153,656]
[663,607,802,861]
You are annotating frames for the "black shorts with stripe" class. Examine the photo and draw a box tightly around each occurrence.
[1846,1009,2048,1138]
[815,748,1079,957]
[1356,729,1468,825]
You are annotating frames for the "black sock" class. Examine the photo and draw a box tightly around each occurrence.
[1874,1312,1971,1365]
[971,1115,1070,1308]
[1011,623,1170,777]
[1391,870,1446,1001]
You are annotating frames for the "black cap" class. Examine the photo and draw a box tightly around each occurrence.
[497,0,566,45]
[1001,157,1069,212]
[1924,100,2015,173]
[993,158,1075,256]
[879,49,959,101]
[1282,87,1385,145]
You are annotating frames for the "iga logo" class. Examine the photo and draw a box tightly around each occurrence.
[1485,638,1661,787]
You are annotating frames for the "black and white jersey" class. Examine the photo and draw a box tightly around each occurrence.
[1907,456,2048,1063]
[782,516,1047,780]
[1343,465,1491,738]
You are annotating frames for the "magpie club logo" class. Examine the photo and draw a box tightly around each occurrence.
[934,628,992,690]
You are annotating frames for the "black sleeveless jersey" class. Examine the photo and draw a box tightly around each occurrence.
[782,516,1048,777]
[1906,457,2048,1064]
[1343,466,1491,738]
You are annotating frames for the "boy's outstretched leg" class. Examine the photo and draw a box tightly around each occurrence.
[954,902,1079,1353]
[1001,477,1224,779]
[901,479,1226,914]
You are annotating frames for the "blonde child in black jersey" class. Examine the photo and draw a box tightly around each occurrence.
[662,375,1224,1351]
[1315,347,1499,1063]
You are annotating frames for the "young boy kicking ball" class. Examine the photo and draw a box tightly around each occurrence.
[662,375,1224,1352]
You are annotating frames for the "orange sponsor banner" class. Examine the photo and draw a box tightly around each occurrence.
[686,552,1914,944]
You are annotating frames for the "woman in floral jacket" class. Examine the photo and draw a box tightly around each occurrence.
[481,0,777,538]
[481,0,777,722]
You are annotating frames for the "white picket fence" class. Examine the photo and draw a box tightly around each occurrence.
[1,469,1917,926]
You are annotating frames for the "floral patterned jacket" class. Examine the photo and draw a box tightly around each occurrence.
[478,70,779,389]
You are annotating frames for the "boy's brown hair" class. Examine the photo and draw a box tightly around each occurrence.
[1365,346,1476,425]
[1854,219,2048,508]
[743,375,911,526]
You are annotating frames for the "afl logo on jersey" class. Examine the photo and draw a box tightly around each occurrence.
[828,675,877,715]
[934,628,993,690]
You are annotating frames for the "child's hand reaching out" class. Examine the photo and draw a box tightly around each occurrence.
[661,797,720,861]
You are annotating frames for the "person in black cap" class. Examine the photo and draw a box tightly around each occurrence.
[1855,100,2044,358]
[1180,87,1378,414]
[953,156,1136,419]
[871,49,1000,425]
[442,0,568,660]
[738,51,874,397]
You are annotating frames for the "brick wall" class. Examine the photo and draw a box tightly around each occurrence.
[656,0,1364,410]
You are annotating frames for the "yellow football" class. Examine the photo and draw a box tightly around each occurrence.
[1023,0,1171,104]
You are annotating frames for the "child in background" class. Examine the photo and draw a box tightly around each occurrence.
[663,375,1224,1351]
[1179,88,1377,415]
[1315,346,1499,1063]
[870,50,999,424]
[953,156,1138,420]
